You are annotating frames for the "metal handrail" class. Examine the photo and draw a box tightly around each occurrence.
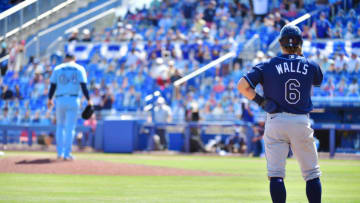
[0,0,76,41]
[0,0,37,21]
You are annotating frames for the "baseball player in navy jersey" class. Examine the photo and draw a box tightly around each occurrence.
[48,54,92,160]
[237,25,323,203]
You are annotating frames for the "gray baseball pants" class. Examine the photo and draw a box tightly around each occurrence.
[264,112,321,181]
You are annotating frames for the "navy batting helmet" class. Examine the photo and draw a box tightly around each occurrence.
[279,25,302,48]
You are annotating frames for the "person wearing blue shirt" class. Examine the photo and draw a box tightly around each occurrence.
[48,54,92,160]
[181,39,192,60]
[315,12,331,38]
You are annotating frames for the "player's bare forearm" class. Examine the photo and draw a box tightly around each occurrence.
[237,77,256,100]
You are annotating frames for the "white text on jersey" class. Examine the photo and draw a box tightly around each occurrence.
[275,62,308,75]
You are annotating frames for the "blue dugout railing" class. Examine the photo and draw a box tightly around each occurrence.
[1,122,359,158]
[0,124,91,146]
[142,121,360,158]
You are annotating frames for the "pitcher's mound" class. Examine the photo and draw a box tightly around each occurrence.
[0,156,226,176]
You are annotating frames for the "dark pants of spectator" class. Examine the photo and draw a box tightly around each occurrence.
[156,128,168,150]
[253,139,263,157]
[244,126,255,154]
[189,127,206,152]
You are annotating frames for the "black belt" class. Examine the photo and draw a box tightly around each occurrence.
[270,110,283,114]
[270,111,309,116]
[56,94,78,98]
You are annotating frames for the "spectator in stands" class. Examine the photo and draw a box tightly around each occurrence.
[123,86,137,108]
[0,41,6,58]
[240,99,256,154]
[159,13,173,31]
[36,111,54,148]
[334,9,346,27]
[182,0,196,21]
[101,87,114,110]
[153,97,172,150]
[151,58,169,88]
[327,60,336,73]
[314,12,331,38]
[83,113,97,148]
[213,77,225,93]
[0,108,10,135]
[19,110,36,144]
[348,78,359,97]
[212,102,224,115]
[319,55,332,72]
[91,85,102,111]
[347,52,360,73]
[125,48,140,67]
[332,21,343,39]
[283,3,298,19]
[68,29,79,42]
[344,22,355,39]
[253,51,266,65]
[1,85,12,100]
[13,84,21,100]
[336,77,347,96]
[252,0,269,20]
[14,41,24,72]
[334,52,348,73]
[186,102,207,152]
[82,29,92,42]
[203,1,216,25]
[10,109,20,124]
[172,100,185,121]
[20,110,31,123]
[321,77,335,97]
[274,12,288,30]
[134,68,146,86]
[252,120,265,157]
[32,111,41,123]
[311,50,322,65]
[302,25,313,39]
[355,27,360,38]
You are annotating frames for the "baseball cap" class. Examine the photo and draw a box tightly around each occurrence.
[65,53,75,58]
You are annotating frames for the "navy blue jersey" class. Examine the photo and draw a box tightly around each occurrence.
[244,54,323,114]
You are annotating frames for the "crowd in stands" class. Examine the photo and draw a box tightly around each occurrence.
[1,0,360,126]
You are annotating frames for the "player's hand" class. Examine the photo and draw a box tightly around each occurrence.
[47,99,54,109]
[260,99,278,114]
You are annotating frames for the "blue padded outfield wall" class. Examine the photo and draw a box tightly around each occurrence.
[102,119,138,153]
[96,120,185,153]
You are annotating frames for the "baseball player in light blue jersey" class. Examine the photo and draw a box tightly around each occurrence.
[48,54,92,160]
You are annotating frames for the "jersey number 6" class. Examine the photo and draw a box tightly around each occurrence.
[285,79,300,104]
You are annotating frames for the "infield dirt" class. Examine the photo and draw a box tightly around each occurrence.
[0,156,228,176]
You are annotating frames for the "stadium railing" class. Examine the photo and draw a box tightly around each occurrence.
[0,0,75,40]
[0,121,359,157]
[0,124,91,146]
[141,121,360,157]
[25,0,121,58]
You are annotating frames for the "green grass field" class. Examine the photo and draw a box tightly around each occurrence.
[0,151,360,203]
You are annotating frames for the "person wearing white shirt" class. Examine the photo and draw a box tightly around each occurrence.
[153,97,172,150]
[334,52,348,72]
[347,52,360,73]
